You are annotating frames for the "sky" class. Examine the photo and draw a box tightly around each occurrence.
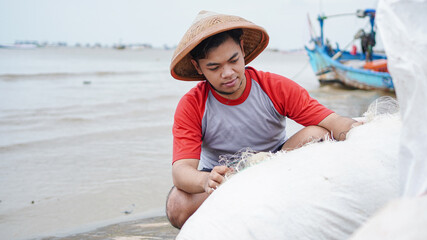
[0,0,380,50]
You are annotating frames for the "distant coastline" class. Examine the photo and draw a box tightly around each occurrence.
[0,40,159,50]
[0,40,313,53]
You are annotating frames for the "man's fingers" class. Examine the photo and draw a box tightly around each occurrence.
[205,178,219,194]
[204,166,233,194]
[205,167,231,193]
[352,121,364,128]
[212,165,231,175]
[208,171,224,186]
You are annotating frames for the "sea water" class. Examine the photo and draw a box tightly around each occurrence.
[0,47,391,239]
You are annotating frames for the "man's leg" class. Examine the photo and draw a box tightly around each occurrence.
[166,186,209,229]
[281,125,330,151]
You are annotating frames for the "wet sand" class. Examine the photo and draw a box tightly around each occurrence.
[40,216,179,240]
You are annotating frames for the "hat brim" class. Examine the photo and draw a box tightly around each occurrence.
[170,15,269,81]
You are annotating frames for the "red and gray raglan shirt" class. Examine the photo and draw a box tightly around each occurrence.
[172,67,333,170]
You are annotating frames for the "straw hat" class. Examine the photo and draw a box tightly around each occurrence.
[170,11,269,81]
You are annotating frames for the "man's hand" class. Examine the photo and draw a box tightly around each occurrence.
[318,113,364,141]
[204,166,232,194]
[351,121,364,128]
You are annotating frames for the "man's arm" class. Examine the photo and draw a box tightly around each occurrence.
[317,113,363,141]
[172,158,231,194]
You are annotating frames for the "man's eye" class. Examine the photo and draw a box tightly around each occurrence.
[208,67,219,71]
[230,58,238,63]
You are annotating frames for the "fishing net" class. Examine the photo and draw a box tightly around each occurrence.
[179,107,401,240]
[218,96,400,180]
[219,148,273,179]
[363,96,399,121]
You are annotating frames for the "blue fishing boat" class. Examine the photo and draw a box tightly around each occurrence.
[305,9,394,91]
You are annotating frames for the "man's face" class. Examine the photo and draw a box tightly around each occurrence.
[192,37,246,100]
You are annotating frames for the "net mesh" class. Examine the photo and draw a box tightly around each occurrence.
[363,96,400,121]
[217,96,399,180]
[219,147,273,179]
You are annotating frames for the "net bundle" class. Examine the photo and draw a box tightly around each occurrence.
[218,147,272,179]
[363,96,400,121]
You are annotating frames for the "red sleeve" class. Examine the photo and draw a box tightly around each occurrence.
[246,67,334,126]
[172,82,208,164]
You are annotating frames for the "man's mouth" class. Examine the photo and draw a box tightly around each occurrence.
[223,78,237,88]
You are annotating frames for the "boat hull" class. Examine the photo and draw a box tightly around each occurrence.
[306,45,394,91]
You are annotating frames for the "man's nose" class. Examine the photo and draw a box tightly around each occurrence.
[221,65,234,79]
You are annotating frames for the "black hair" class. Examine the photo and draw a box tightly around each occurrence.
[190,28,243,61]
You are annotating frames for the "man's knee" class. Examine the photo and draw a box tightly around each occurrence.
[166,186,186,229]
[165,186,208,229]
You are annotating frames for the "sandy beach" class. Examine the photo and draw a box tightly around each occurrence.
[40,216,179,240]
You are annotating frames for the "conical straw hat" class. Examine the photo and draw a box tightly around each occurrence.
[170,11,269,81]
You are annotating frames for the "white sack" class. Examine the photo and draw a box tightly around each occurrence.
[376,0,427,196]
[177,114,401,240]
[349,195,427,240]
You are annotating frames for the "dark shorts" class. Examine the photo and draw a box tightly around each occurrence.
[275,141,286,152]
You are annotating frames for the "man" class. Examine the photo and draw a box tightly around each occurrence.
[167,11,360,229]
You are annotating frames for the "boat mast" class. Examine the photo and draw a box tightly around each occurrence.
[317,12,355,46]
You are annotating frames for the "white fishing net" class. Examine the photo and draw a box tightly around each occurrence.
[177,97,401,239]
[218,96,400,181]
[219,148,273,179]
[363,96,399,121]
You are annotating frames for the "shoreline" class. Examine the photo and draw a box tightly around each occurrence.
[40,216,179,240]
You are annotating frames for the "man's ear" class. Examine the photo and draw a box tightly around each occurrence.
[190,59,203,75]
[240,39,245,57]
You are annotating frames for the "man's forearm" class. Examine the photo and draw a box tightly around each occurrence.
[172,159,208,194]
[318,113,359,141]
[334,116,358,140]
